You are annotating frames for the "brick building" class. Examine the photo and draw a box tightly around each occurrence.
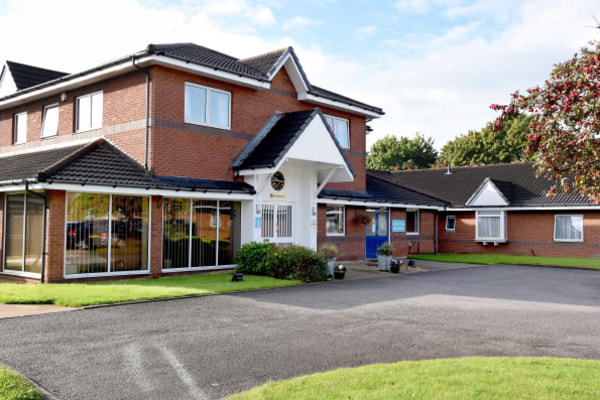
[1,44,596,284]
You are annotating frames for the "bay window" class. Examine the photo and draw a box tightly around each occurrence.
[476,210,506,242]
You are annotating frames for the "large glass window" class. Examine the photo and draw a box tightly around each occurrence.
[324,115,350,148]
[326,205,344,236]
[41,104,59,138]
[65,193,149,276]
[3,194,43,275]
[185,83,230,128]
[554,215,583,242]
[13,112,27,145]
[163,198,239,269]
[476,210,506,242]
[76,91,103,132]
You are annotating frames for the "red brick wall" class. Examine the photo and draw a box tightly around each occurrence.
[147,65,367,191]
[44,190,66,283]
[438,211,600,258]
[389,209,436,256]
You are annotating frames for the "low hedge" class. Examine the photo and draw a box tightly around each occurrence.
[234,242,326,282]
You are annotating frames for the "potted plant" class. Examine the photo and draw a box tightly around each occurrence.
[353,213,373,225]
[377,242,394,271]
[320,243,338,278]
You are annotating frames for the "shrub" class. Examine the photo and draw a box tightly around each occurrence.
[319,243,338,259]
[233,242,275,275]
[265,244,326,283]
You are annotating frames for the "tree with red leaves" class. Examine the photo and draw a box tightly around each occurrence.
[492,40,600,202]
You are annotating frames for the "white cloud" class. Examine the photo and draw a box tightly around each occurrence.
[282,16,323,30]
[356,25,378,41]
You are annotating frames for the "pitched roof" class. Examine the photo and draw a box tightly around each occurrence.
[233,108,356,176]
[0,140,254,194]
[5,61,68,90]
[381,163,593,207]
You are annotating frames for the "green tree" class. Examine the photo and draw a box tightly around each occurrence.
[367,133,438,171]
[439,114,532,166]
[492,39,600,202]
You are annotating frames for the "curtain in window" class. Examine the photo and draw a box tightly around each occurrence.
[555,215,583,240]
[4,195,25,272]
[185,85,207,124]
[24,196,43,273]
[478,215,500,238]
[209,90,229,127]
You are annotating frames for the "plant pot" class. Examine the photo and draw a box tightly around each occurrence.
[377,255,392,271]
[333,265,346,280]
[390,258,401,273]
[325,258,336,277]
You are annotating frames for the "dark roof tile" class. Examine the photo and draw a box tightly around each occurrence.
[6,61,68,90]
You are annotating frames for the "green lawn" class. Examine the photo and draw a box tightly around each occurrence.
[0,274,300,307]
[0,364,42,400]
[226,357,600,400]
[410,253,600,269]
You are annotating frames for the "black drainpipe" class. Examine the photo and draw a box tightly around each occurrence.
[132,57,151,170]
[25,181,47,283]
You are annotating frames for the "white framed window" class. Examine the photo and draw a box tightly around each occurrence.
[261,203,293,241]
[554,214,583,242]
[406,209,419,234]
[476,210,506,242]
[446,215,456,231]
[324,115,350,148]
[13,112,27,145]
[76,91,103,132]
[185,82,231,129]
[41,104,59,138]
[326,205,345,236]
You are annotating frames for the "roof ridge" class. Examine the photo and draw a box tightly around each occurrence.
[237,47,288,63]
[391,161,534,174]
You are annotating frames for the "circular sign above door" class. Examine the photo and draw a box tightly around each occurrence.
[271,171,285,191]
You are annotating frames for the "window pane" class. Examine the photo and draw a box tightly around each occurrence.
[4,195,24,272]
[277,205,293,238]
[478,216,500,238]
[91,92,103,130]
[42,105,59,138]
[326,205,344,235]
[163,198,190,269]
[446,216,456,230]
[218,201,236,265]
[110,195,148,272]
[24,196,44,274]
[335,118,349,148]
[14,112,27,144]
[65,193,109,275]
[262,204,274,238]
[192,200,217,267]
[77,96,91,131]
[377,210,388,236]
[185,85,207,124]
[406,211,418,233]
[209,90,230,128]
[324,116,334,130]
[555,215,583,241]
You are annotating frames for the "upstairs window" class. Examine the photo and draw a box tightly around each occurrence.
[13,112,27,145]
[185,83,231,129]
[324,115,350,148]
[41,104,59,138]
[554,215,583,242]
[76,91,103,132]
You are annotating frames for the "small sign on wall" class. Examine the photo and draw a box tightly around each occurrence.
[255,217,262,228]
[270,192,286,199]
[392,219,406,233]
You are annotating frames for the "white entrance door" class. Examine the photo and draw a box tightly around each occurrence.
[261,203,293,244]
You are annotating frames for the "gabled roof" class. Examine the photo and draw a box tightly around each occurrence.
[233,108,356,177]
[4,61,68,91]
[0,43,384,118]
[384,163,593,208]
[0,139,254,194]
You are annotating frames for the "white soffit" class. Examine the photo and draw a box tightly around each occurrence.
[466,178,510,207]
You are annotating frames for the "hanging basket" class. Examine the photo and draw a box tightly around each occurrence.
[353,213,373,225]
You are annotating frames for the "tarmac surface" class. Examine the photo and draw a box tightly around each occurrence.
[1,261,599,400]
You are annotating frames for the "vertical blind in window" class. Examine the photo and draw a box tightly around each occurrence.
[4,194,44,275]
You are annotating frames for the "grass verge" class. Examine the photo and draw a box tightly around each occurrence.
[0,364,43,400]
[410,253,600,269]
[226,357,600,400]
[0,274,300,307]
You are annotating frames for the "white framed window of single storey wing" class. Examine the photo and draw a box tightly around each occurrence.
[326,205,345,236]
[445,215,456,231]
[41,103,59,138]
[184,82,231,129]
[13,111,27,145]
[475,210,506,242]
[554,214,583,242]
[76,91,103,132]
[324,115,350,148]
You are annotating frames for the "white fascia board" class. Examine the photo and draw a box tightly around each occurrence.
[0,59,142,111]
[268,52,310,93]
[0,182,255,200]
[151,55,270,90]
[316,198,444,210]
[236,167,276,176]
[298,92,383,119]
[448,205,600,212]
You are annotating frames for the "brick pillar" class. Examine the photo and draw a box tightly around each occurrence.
[150,196,163,276]
[44,190,66,283]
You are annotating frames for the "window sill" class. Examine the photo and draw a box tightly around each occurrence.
[406,232,419,235]
[64,270,150,279]
[162,265,234,273]
[326,232,345,237]
[554,239,584,243]
[184,120,231,130]
[1,270,41,279]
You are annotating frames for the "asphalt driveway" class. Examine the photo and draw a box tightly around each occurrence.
[1,264,600,400]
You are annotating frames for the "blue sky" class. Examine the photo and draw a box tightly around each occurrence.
[1,0,598,150]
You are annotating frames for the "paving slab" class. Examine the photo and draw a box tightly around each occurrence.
[0,304,75,319]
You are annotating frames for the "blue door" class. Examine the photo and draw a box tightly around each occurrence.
[365,208,389,259]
